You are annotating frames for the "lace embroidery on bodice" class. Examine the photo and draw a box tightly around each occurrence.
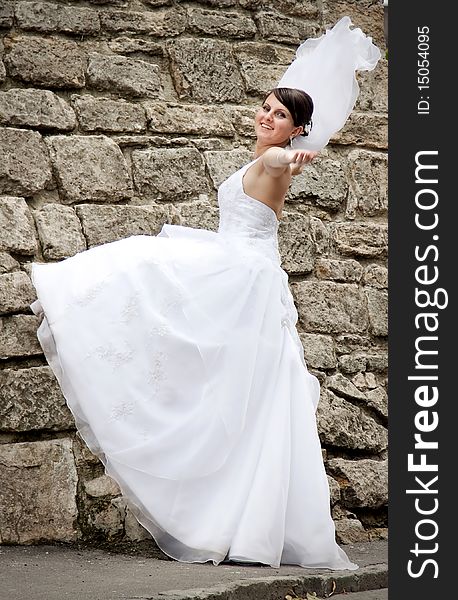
[217,159,281,264]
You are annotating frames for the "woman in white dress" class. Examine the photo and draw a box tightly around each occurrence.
[31,17,381,570]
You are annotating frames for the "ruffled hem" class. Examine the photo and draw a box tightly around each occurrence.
[31,228,358,570]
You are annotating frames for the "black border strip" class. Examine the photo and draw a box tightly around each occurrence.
[389,2,454,596]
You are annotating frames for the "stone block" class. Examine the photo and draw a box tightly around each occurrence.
[368,527,389,542]
[15,1,100,35]
[366,351,388,372]
[322,1,385,48]
[234,42,293,96]
[288,157,348,211]
[34,204,86,260]
[177,200,219,232]
[0,252,20,274]
[205,149,253,189]
[332,112,388,150]
[315,258,363,283]
[106,496,152,541]
[190,138,225,152]
[326,373,367,402]
[309,216,330,255]
[100,8,186,36]
[239,0,320,17]
[72,95,147,133]
[0,272,35,315]
[338,353,367,374]
[365,386,388,419]
[365,288,388,336]
[363,372,378,390]
[278,212,314,274]
[292,281,368,334]
[124,506,152,541]
[327,475,341,506]
[0,196,38,255]
[0,439,78,543]
[0,60,5,84]
[282,0,320,17]
[335,334,371,355]
[346,150,388,218]
[108,37,164,55]
[0,89,76,131]
[299,333,336,369]
[189,0,235,5]
[84,475,120,498]
[328,458,388,509]
[144,0,174,5]
[335,518,369,544]
[231,105,257,137]
[0,315,42,359]
[87,53,160,98]
[46,135,132,204]
[73,436,99,468]
[332,223,388,258]
[76,204,169,247]
[0,128,53,196]
[167,38,245,103]
[364,264,388,289]
[255,10,319,44]
[0,366,74,432]
[317,389,387,453]
[4,35,86,88]
[145,101,235,137]
[0,1,14,28]
[132,148,207,201]
[187,7,256,38]
[351,372,366,390]
[88,497,124,539]
[356,57,388,113]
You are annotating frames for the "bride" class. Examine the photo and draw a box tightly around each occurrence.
[30,17,380,570]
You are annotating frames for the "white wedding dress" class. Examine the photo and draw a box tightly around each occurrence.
[31,157,357,570]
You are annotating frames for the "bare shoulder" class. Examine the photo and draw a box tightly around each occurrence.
[243,152,292,209]
[244,153,291,187]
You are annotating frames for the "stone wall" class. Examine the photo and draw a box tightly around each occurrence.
[0,0,388,548]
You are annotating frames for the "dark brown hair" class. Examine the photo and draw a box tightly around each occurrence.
[265,87,314,136]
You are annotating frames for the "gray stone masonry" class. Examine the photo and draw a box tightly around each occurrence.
[46,135,133,203]
[0,128,53,196]
[167,38,245,103]
[0,196,38,255]
[15,1,101,36]
[3,35,86,88]
[0,439,78,543]
[0,0,388,548]
[86,53,161,98]
[0,88,77,131]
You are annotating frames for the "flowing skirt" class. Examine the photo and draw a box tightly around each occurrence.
[31,224,357,570]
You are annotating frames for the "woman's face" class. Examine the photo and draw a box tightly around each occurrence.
[254,93,302,146]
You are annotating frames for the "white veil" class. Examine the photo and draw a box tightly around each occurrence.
[277,16,382,151]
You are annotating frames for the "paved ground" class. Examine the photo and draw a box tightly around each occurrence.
[0,541,387,600]
[331,592,387,600]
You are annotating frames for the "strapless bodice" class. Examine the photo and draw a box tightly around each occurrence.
[217,159,281,265]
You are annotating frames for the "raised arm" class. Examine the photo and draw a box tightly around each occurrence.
[261,147,319,177]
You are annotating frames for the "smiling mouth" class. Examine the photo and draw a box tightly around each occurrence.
[260,123,273,130]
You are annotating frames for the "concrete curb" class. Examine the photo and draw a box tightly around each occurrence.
[148,563,388,600]
[1,541,387,600]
